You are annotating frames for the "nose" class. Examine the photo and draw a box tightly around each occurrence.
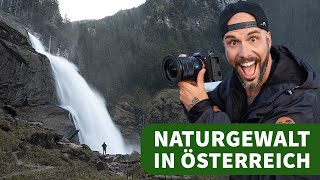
[238,43,252,59]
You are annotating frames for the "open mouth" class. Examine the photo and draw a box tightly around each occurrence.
[238,61,258,80]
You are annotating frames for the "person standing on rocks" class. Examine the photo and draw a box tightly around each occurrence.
[102,142,107,155]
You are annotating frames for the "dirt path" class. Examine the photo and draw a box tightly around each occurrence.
[11,151,22,166]
[0,151,55,179]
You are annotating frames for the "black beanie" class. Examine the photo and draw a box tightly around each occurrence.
[218,1,269,38]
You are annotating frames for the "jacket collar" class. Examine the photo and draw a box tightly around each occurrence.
[230,45,319,103]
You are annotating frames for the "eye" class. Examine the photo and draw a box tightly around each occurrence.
[230,40,237,46]
[250,37,257,42]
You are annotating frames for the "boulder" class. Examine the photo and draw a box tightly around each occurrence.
[104,156,114,163]
[16,105,76,142]
[130,150,140,162]
[96,161,106,171]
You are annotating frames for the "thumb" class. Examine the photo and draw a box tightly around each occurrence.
[197,68,206,86]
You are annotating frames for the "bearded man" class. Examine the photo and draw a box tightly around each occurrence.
[178,1,320,125]
[178,2,320,179]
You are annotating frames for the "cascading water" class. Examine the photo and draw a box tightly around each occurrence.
[28,33,126,154]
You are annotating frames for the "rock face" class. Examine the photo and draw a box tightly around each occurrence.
[146,89,188,124]
[110,88,187,146]
[111,94,146,145]
[0,10,75,141]
[0,10,54,106]
[16,105,77,141]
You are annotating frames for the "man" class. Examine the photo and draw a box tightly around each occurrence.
[178,1,320,124]
[178,1,320,179]
[102,142,107,155]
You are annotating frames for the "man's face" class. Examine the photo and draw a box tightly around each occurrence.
[223,13,272,90]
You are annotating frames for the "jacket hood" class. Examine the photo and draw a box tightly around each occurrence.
[226,45,320,108]
[266,45,320,89]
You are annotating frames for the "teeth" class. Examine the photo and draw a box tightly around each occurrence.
[241,61,255,67]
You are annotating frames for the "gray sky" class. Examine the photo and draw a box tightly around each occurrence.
[59,0,146,21]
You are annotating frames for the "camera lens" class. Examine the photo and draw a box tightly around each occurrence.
[168,62,178,78]
[163,55,182,86]
[162,54,204,86]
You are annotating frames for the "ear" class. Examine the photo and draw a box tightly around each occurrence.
[267,31,272,48]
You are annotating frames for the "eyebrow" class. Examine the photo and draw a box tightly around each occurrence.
[247,30,261,36]
[224,35,236,40]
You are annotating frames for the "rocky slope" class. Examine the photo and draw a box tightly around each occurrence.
[0,108,145,179]
[0,109,228,179]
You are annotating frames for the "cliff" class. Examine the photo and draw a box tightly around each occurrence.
[0,9,75,141]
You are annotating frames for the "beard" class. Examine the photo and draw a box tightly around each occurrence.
[234,48,270,90]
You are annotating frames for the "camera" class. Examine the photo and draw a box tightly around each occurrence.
[162,51,222,86]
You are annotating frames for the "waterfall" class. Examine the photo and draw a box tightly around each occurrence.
[28,33,126,154]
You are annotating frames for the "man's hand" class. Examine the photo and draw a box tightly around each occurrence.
[177,68,208,111]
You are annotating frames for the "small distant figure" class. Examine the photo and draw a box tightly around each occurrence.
[102,142,107,155]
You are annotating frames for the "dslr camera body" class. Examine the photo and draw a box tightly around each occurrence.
[162,51,222,86]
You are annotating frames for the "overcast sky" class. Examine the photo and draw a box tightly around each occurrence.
[58,0,146,21]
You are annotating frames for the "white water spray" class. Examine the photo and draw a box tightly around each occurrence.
[28,33,126,154]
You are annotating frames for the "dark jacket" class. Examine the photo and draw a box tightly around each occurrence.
[186,45,320,124]
[184,45,320,180]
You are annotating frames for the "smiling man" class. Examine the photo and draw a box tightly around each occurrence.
[223,11,272,106]
[177,1,320,179]
[178,1,320,124]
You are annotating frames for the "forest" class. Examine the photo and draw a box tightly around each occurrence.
[1,0,319,104]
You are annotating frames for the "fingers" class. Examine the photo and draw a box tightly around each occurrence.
[178,82,197,93]
[178,81,196,88]
[197,68,206,87]
[177,68,206,89]
[184,80,197,86]
[178,54,188,57]
[179,87,189,107]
